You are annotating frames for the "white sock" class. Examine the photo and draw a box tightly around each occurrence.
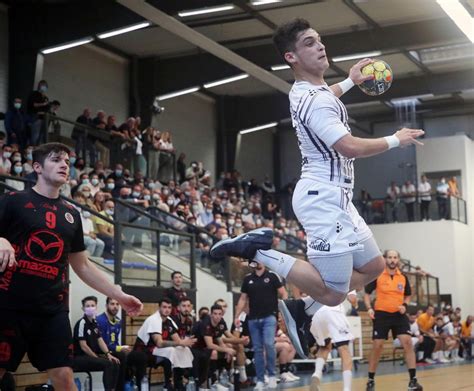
[239,366,247,382]
[301,296,323,317]
[313,357,325,379]
[342,370,352,390]
[254,249,296,279]
[453,348,459,358]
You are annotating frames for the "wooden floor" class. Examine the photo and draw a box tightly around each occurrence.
[287,364,474,391]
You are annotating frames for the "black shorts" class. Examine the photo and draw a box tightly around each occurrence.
[0,310,73,371]
[372,311,411,340]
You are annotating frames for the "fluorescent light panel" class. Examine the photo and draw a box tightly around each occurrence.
[157,87,200,101]
[97,22,151,39]
[178,5,234,17]
[332,50,382,63]
[436,0,474,43]
[271,64,290,71]
[252,0,283,5]
[204,74,249,89]
[41,38,94,54]
[240,122,278,135]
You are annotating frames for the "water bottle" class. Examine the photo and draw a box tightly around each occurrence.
[83,376,90,391]
[219,369,229,386]
[124,380,134,391]
[186,376,196,391]
[74,377,82,391]
[140,375,149,391]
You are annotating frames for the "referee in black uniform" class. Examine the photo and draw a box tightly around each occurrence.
[0,143,142,391]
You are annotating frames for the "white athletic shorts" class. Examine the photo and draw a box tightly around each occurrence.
[292,177,373,258]
[310,307,354,346]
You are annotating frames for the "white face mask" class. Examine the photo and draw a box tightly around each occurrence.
[228,219,235,225]
[82,211,91,218]
[91,178,99,186]
[221,234,229,240]
[3,152,11,159]
[105,209,114,216]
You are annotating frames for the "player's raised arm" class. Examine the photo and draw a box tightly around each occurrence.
[333,128,425,159]
[329,58,374,98]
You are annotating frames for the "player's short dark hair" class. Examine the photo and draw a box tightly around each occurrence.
[171,271,182,279]
[82,295,98,306]
[383,249,400,258]
[210,304,223,313]
[106,297,118,305]
[273,18,311,64]
[159,297,173,306]
[214,298,226,305]
[179,297,192,305]
[33,142,70,167]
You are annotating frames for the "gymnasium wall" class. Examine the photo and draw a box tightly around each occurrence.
[0,5,8,132]
[151,92,217,183]
[234,127,275,183]
[42,44,130,130]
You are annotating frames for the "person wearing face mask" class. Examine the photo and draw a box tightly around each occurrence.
[22,148,34,175]
[5,98,27,149]
[0,145,13,173]
[27,80,50,145]
[5,161,25,191]
[72,296,120,391]
[89,174,101,196]
[95,200,116,259]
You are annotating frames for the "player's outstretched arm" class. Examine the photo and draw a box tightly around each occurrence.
[333,128,425,159]
[69,250,143,316]
[0,237,17,272]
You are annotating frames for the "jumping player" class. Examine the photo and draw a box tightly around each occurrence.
[210,18,424,360]
[0,143,143,391]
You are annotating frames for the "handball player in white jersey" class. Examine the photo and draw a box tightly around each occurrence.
[210,18,424,358]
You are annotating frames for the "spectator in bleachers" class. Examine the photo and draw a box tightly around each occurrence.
[0,144,13,173]
[261,175,276,196]
[89,173,101,196]
[95,199,115,258]
[262,194,278,221]
[417,305,438,363]
[401,180,416,222]
[93,110,107,129]
[275,313,299,383]
[6,160,25,191]
[460,315,473,359]
[394,313,424,361]
[22,146,34,175]
[448,176,460,198]
[436,177,449,219]
[72,296,120,391]
[105,115,118,133]
[247,178,261,197]
[386,181,400,222]
[418,175,432,221]
[27,79,49,145]
[130,127,146,177]
[77,194,105,258]
[158,131,175,184]
[4,98,28,149]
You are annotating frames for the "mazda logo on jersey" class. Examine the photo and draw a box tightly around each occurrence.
[25,229,64,264]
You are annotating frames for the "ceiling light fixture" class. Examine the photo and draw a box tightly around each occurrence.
[251,0,283,6]
[204,74,249,89]
[178,5,235,18]
[271,64,291,71]
[157,87,200,101]
[41,37,94,54]
[97,22,151,39]
[239,122,278,135]
[332,50,382,63]
[436,0,474,43]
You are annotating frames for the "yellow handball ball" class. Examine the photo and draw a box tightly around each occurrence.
[359,59,393,96]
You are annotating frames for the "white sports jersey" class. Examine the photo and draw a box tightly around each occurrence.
[289,80,354,188]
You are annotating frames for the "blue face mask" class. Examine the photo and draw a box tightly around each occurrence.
[115,170,122,177]
[39,85,48,93]
[13,166,23,174]
[69,157,76,165]
[82,179,89,185]
[26,153,33,161]
[14,102,21,109]
[107,183,115,190]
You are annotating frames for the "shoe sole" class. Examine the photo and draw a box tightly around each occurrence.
[310,376,321,391]
[278,300,308,359]
[209,228,272,259]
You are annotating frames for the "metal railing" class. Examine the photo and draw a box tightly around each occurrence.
[354,195,467,224]
[44,113,176,182]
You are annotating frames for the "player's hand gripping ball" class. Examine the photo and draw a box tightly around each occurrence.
[358,60,393,96]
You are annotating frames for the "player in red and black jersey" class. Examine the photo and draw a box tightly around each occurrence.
[164,270,188,316]
[0,143,142,391]
[191,304,236,389]
[172,297,195,339]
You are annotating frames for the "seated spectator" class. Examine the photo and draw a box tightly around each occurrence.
[460,315,473,359]
[89,173,101,196]
[72,296,120,391]
[22,146,34,175]
[191,304,236,390]
[275,312,298,383]
[5,98,27,149]
[81,206,105,258]
[91,191,106,213]
[417,305,440,363]
[133,298,196,390]
[5,159,25,190]
[95,200,115,258]
[394,313,424,361]
[0,144,13,173]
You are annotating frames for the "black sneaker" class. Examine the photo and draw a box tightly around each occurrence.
[366,379,375,391]
[209,228,273,260]
[278,299,311,359]
[408,378,423,390]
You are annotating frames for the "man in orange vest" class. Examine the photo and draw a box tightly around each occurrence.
[364,250,422,391]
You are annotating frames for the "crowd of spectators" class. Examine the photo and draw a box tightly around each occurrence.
[358,174,462,223]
